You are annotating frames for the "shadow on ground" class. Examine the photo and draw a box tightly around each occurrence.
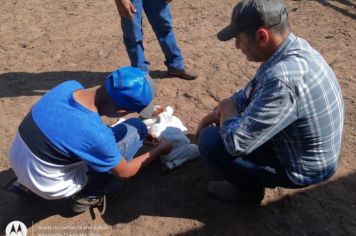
[291,0,356,19]
[0,71,108,98]
[1,160,355,235]
[101,160,356,235]
[0,169,77,230]
[316,0,355,19]
[0,70,173,99]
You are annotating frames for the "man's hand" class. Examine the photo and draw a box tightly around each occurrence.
[114,0,136,19]
[155,139,173,155]
[195,109,219,141]
[144,133,160,146]
[217,98,239,125]
[110,139,172,179]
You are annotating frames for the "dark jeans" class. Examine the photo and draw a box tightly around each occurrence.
[78,118,148,197]
[198,126,302,194]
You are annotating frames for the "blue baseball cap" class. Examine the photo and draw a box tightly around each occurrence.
[105,66,155,116]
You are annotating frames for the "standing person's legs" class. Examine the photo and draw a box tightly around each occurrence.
[198,126,300,200]
[143,0,184,70]
[120,0,150,72]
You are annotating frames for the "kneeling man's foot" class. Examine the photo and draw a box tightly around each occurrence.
[70,179,122,214]
[207,180,264,202]
[70,194,106,214]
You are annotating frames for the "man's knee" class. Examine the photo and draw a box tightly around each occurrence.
[198,126,222,147]
[124,118,148,141]
[198,126,225,162]
[151,20,173,35]
[121,18,143,43]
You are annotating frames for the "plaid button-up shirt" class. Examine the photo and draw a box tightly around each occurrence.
[221,33,344,186]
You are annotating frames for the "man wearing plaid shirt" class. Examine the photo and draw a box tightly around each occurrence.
[196,0,344,202]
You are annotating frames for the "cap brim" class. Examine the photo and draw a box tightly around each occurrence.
[139,100,154,118]
[139,75,156,118]
[217,24,238,41]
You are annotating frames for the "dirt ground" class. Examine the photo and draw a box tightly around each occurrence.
[1,0,356,235]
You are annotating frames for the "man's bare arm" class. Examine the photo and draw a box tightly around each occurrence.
[110,140,172,178]
[114,0,136,19]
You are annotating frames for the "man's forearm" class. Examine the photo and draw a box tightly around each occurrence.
[111,141,172,178]
[218,98,239,125]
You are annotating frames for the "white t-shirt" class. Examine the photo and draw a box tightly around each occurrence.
[10,132,89,200]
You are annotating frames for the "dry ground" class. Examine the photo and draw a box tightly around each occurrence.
[0,0,355,235]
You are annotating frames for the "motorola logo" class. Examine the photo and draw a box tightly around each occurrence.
[5,221,27,236]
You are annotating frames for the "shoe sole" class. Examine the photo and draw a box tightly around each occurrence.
[71,194,107,215]
[167,72,197,80]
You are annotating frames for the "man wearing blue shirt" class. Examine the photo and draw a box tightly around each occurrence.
[196,0,344,202]
[9,66,172,213]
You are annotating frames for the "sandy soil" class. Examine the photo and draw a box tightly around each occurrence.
[1,0,356,235]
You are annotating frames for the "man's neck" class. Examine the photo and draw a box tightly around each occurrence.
[73,87,98,113]
[263,31,290,62]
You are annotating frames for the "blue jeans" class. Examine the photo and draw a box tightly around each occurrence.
[80,118,147,196]
[198,126,302,194]
[120,0,184,72]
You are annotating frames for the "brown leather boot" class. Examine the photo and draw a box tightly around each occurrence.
[167,67,198,80]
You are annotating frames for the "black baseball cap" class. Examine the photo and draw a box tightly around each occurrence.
[217,0,288,41]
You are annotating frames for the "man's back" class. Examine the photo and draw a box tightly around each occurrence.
[10,81,121,199]
[260,33,344,185]
[31,81,120,170]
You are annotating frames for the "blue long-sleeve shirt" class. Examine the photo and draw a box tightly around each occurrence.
[221,33,344,186]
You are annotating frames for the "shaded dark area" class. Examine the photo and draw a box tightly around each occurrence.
[0,169,77,231]
[292,0,356,19]
[101,161,356,235]
[0,70,173,99]
[316,0,356,19]
[2,161,355,235]
[0,71,108,98]
[334,0,356,7]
